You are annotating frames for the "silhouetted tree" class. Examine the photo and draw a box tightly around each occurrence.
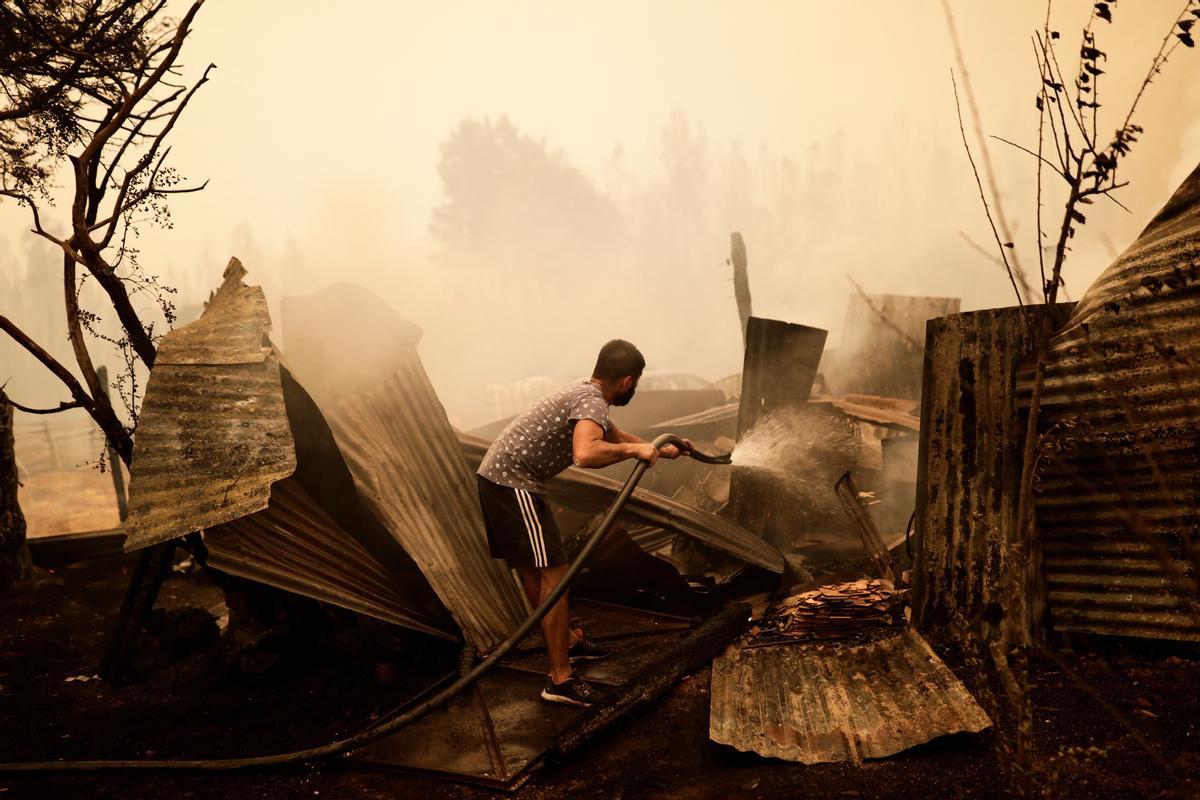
[0,0,211,467]
[431,116,622,276]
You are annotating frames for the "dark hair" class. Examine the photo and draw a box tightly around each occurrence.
[592,339,645,382]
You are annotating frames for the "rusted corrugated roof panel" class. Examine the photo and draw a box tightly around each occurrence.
[123,259,296,551]
[205,478,456,639]
[1025,163,1200,642]
[282,286,528,653]
[155,259,274,366]
[709,628,990,763]
[458,432,785,574]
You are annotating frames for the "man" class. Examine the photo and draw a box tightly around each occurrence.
[476,339,688,706]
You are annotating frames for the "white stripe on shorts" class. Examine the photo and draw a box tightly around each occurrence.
[516,489,547,567]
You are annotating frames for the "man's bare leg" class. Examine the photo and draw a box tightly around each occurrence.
[516,566,540,609]
[517,564,585,684]
[522,564,570,683]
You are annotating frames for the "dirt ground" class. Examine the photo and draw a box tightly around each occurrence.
[18,470,121,537]
[1,552,1199,800]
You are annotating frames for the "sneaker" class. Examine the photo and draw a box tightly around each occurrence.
[568,635,610,663]
[541,674,600,707]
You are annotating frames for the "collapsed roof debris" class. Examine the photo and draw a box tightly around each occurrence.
[123,267,524,649]
[122,271,788,653]
[281,283,528,652]
[204,477,456,639]
[709,627,990,764]
[123,259,296,552]
[748,579,908,645]
[117,263,993,781]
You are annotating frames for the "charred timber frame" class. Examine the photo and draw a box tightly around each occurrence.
[912,305,1069,639]
[727,317,827,540]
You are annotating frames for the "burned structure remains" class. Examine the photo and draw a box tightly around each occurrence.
[11,164,1200,794]
[914,162,1200,645]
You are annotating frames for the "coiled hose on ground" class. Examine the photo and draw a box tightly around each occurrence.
[0,433,730,773]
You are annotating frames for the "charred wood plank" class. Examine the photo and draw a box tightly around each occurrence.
[548,601,751,761]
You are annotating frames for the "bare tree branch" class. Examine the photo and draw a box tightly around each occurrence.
[951,69,1025,307]
[942,0,1035,303]
[846,275,920,351]
[1,396,84,415]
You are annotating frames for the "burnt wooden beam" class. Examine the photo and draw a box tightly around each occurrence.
[727,317,827,540]
[548,601,751,762]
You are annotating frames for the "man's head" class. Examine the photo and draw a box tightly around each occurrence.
[591,339,644,406]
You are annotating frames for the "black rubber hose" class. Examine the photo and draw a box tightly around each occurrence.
[685,446,732,465]
[0,433,718,773]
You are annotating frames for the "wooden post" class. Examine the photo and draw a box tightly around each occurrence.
[726,317,827,541]
[98,540,177,681]
[43,418,59,471]
[835,471,897,584]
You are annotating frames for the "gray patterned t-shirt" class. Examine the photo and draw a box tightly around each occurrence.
[477,381,612,493]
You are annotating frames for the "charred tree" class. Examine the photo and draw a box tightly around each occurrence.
[0,390,33,589]
[730,232,752,347]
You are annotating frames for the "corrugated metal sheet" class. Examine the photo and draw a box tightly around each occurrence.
[125,268,490,643]
[282,285,528,653]
[123,259,297,551]
[457,432,785,574]
[205,478,456,639]
[709,628,990,763]
[913,306,1067,631]
[1027,162,1200,642]
[154,260,274,366]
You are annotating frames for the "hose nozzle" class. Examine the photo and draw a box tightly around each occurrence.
[651,432,732,465]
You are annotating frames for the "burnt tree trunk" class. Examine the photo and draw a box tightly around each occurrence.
[0,391,33,588]
[730,232,752,347]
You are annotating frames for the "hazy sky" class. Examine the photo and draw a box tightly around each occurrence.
[3,1,1199,426]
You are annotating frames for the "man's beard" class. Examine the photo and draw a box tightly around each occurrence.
[612,387,636,407]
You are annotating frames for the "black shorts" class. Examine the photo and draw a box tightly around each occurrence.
[476,475,567,569]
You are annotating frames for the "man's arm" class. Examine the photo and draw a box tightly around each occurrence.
[604,422,643,445]
[573,419,658,468]
[605,422,690,459]
[604,422,691,460]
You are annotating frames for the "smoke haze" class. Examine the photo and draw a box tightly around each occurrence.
[3,1,1199,428]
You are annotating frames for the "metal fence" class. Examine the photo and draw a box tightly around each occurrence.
[13,412,108,478]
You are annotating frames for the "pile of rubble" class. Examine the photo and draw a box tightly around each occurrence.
[750,578,909,644]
